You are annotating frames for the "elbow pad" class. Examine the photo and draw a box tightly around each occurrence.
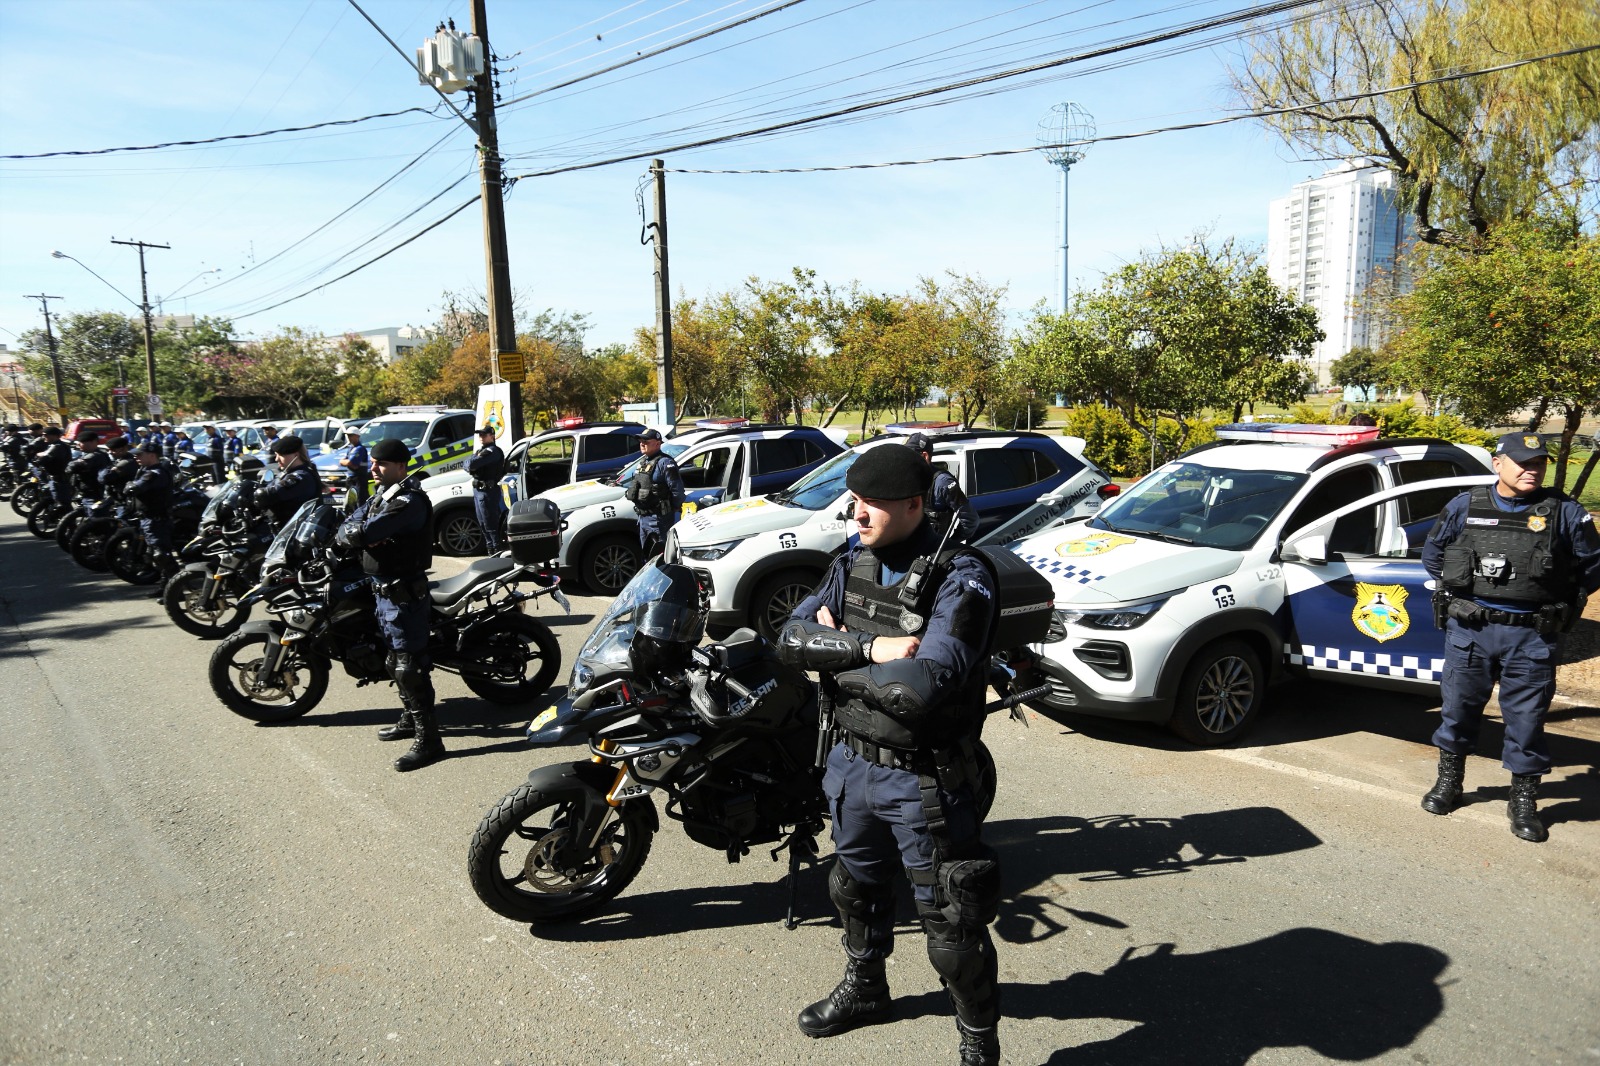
[834,659,943,724]
[778,619,871,671]
[334,517,365,549]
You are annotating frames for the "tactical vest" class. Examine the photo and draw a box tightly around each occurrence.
[834,545,987,752]
[360,481,434,577]
[1441,486,1570,607]
[626,457,661,510]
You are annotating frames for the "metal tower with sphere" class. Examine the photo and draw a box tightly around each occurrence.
[1039,102,1095,311]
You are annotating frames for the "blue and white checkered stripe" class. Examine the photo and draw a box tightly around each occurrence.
[1018,553,1108,585]
[1285,644,1443,682]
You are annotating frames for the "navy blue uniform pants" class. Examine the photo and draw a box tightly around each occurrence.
[637,513,676,555]
[1434,616,1558,775]
[348,468,370,508]
[474,488,504,554]
[139,516,172,554]
[374,589,431,658]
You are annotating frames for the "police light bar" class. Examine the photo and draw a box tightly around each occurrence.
[553,416,587,429]
[1214,423,1380,446]
[386,405,447,414]
[694,417,749,430]
[883,421,963,435]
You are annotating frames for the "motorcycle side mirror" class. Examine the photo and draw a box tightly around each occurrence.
[837,500,855,521]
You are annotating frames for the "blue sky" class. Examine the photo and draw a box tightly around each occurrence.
[0,0,1339,358]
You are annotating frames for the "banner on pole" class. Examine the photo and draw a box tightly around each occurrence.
[476,382,513,447]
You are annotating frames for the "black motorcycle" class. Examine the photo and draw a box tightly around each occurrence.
[162,480,274,638]
[208,499,567,722]
[9,463,48,518]
[103,482,209,585]
[465,559,1025,927]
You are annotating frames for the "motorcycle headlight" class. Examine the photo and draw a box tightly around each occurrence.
[681,538,742,561]
[1057,597,1169,631]
[569,661,593,698]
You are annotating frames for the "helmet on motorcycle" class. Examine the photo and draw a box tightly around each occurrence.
[628,563,704,676]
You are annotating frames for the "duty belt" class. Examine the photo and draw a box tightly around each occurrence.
[1447,598,1566,633]
[843,732,927,772]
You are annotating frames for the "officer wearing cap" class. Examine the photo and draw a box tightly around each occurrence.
[337,426,370,508]
[36,426,73,507]
[1421,432,1600,842]
[335,438,442,772]
[156,421,176,461]
[778,444,1003,1066]
[466,425,506,554]
[258,424,279,451]
[202,423,226,485]
[253,435,325,529]
[223,427,243,465]
[625,429,685,557]
[126,441,179,588]
[906,432,978,542]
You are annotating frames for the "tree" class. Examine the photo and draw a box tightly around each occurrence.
[332,334,398,418]
[236,327,340,419]
[1230,0,1600,244]
[1388,222,1599,488]
[729,269,822,424]
[919,273,1008,427]
[19,310,139,416]
[1329,346,1390,397]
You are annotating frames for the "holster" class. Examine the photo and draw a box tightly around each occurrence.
[376,576,430,604]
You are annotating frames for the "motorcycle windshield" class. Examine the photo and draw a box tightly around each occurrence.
[201,481,249,525]
[570,559,702,692]
[262,499,336,571]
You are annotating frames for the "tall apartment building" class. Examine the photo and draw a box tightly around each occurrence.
[1266,163,1408,385]
[355,325,431,364]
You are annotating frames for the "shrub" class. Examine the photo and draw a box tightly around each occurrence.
[1063,406,1221,478]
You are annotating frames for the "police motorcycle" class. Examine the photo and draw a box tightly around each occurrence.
[465,549,1052,927]
[208,498,568,722]
[8,462,49,518]
[102,479,210,586]
[161,477,274,638]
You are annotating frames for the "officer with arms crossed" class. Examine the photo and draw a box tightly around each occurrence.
[467,425,506,554]
[126,441,180,590]
[777,444,1003,1066]
[336,439,443,772]
[36,426,74,506]
[626,428,685,557]
[1421,432,1600,842]
[337,426,371,508]
[253,435,325,529]
[906,432,978,542]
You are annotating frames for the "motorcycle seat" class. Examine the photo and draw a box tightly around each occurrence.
[430,556,517,608]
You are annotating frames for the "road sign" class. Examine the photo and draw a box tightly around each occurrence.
[111,386,131,397]
[147,394,163,415]
[495,351,525,383]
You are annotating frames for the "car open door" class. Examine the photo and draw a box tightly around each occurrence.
[1277,475,1492,690]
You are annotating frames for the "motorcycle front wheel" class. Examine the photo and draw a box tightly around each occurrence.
[55,509,85,552]
[165,568,251,639]
[459,613,562,705]
[105,527,158,585]
[9,482,41,518]
[70,518,120,572]
[468,781,655,923]
[26,504,64,539]
[208,630,329,722]
[0,468,16,500]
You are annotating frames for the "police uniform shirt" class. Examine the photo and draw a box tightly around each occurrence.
[791,522,996,694]
[343,440,369,471]
[225,434,243,458]
[1424,488,1600,612]
[205,432,225,459]
[73,449,111,496]
[349,477,432,577]
[38,440,73,477]
[640,453,686,518]
[127,461,175,512]
[254,461,325,525]
[466,441,504,489]
[929,468,979,541]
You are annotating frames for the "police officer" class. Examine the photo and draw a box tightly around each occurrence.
[906,432,978,542]
[337,426,370,508]
[173,428,197,459]
[466,425,507,554]
[223,427,244,467]
[36,425,74,506]
[1421,432,1600,842]
[254,435,325,529]
[126,441,179,589]
[335,439,442,772]
[777,444,1003,1066]
[67,432,110,501]
[258,424,280,452]
[202,423,226,485]
[1,423,26,474]
[626,429,685,557]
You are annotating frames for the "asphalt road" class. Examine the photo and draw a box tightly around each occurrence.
[2,508,1596,1066]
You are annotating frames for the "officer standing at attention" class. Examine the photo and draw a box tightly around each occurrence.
[37,426,74,506]
[253,435,325,529]
[1,423,27,474]
[777,444,1003,1066]
[1421,432,1600,842]
[466,424,506,554]
[906,432,978,542]
[202,423,226,485]
[336,439,442,772]
[126,441,179,589]
[67,433,109,500]
[223,427,244,467]
[258,424,280,452]
[626,429,685,557]
[337,426,371,508]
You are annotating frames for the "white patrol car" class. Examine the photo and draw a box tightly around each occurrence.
[669,430,1116,641]
[314,406,477,501]
[1007,424,1496,746]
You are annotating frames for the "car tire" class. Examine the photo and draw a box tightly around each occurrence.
[750,569,821,642]
[434,508,484,556]
[581,534,641,595]
[1168,638,1263,746]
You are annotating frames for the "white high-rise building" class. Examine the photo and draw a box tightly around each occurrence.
[1267,163,1408,385]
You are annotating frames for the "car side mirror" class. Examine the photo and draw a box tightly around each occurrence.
[1280,532,1328,565]
[837,500,856,521]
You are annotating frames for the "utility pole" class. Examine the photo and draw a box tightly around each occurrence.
[110,237,170,414]
[470,0,522,439]
[648,159,675,429]
[23,293,66,426]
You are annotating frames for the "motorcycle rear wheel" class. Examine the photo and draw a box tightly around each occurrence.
[468,782,655,923]
[70,518,119,572]
[208,630,329,722]
[9,482,41,517]
[165,568,251,639]
[459,613,562,705]
[105,527,158,585]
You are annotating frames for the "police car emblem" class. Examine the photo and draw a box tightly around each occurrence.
[899,609,924,632]
[1054,532,1135,558]
[1352,582,1410,643]
[1528,515,1547,532]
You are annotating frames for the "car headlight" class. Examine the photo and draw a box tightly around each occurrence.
[681,538,743,561]
[1058,597,1169,631]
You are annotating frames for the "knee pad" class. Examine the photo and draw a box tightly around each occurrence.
[828,860,895,957]
[936,845,1002,929]
[923,918,999,1028]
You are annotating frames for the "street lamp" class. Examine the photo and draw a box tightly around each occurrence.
[51,250,139,309]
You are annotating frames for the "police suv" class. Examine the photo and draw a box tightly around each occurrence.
[556,422,845,594]
[672,429,1115,641]
[313,406,477,498]
[425,421,650,556]
[1007,424,1496,745]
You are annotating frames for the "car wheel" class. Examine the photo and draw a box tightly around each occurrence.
[750,569,821,642]
[1168,638,1263,746]
[435,509,484,556]
[581,534,641,594]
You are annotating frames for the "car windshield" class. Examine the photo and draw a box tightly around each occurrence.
[606,443,687,483]
[779,448,859,511]
[1089,460,1309,550]
[361,420,426,450]
[294,423,335,449]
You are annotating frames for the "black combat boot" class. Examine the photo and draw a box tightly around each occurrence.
[377,708,415,742]
[956,1018,1001,1066]
[394,706,444,772]
[1507,773,1548,843]
[1420,750,1466,815]
[797,946,891,1038]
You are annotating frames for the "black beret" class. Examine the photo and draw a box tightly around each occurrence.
[370,438,410,463]
[846,443,933,500]
[269,435,306,455]
[43,426,63,435]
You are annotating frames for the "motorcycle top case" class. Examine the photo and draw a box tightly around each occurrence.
[970,545,1055,651]
[506,498,561,565]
